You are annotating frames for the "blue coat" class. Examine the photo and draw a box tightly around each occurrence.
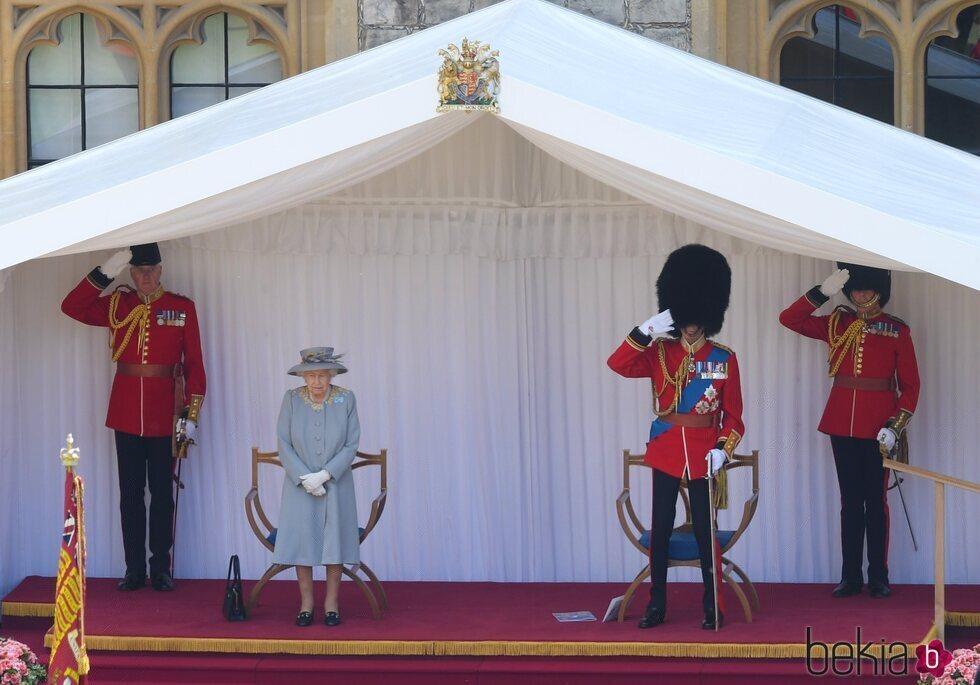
[273,385,361,566]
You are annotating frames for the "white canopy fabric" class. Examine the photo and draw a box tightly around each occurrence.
[0,0,978,288]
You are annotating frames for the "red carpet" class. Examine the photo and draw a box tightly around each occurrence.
[3,577,979,683]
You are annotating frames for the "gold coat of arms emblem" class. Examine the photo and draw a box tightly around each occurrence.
[437,38,500,113]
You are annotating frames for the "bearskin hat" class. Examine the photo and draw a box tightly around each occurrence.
[837,262,891,307]
[656,244,731,338]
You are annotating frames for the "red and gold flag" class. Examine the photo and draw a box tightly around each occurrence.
[48,469,90,683]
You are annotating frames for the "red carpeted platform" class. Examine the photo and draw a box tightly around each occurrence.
[3,577,979,684]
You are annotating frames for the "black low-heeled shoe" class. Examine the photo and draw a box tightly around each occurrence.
[868,582,891,599]
[702,610,724,630]
[295,611,314,627]
[637,604,665,629]
[324,611,342,627]
[831,581,863,598]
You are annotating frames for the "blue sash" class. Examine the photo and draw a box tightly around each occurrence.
[649,345,730,442]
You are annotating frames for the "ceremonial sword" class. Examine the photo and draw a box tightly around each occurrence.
[706,465,720,633]
[881,441,918,552]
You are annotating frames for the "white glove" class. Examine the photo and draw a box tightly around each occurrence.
[639,310,674,337]
[182,420,198,445]
[819,268,850,297]
[99,248,133,279]
[300,470,331,493]
[310,485,326,497]
[706,448,727,477]
[877,427,898,452]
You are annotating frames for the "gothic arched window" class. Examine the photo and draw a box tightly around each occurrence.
[779,5,895,124]
[924,4,980,155]
[26,13,139,168]
[170,13,283,119]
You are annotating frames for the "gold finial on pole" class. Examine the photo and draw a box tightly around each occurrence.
[60,433,80,468]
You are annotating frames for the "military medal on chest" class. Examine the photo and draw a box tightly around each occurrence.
[156,309,186,327]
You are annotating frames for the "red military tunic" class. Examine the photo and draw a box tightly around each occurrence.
[608,329,744,480]
[62,270,206,438]
[779,292,919,439]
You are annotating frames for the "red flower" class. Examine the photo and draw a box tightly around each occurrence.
[915,640,953,678]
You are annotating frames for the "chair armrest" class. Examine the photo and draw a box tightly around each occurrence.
[360,489,388,543]
[244,487,275,552]
[616,489,649,554]
[721,491,758,553]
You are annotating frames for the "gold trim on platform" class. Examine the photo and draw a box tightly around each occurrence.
[947,612,980,628]
[1,601,54,617]
[41,633,931,660]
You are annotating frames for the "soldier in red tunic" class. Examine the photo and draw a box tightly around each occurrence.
[608,244,744,630]
[62,243,206,592]
[780,264,919,599]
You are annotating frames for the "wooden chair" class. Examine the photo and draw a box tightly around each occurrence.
[244,447,388,618]
[615,449,760,623]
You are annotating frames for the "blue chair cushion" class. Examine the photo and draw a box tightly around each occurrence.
[638,529,736,560]
[266,526,366,549]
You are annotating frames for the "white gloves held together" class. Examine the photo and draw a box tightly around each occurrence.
[706,448,727,477]
[819,268,850,297]
[640,309,675,337]
[300,469,331,496]
[877,427,898,453]
[99,248,133,279]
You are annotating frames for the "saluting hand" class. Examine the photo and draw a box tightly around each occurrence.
[99,248,133,279]
[640,310,674,337]
[819,268,850,297]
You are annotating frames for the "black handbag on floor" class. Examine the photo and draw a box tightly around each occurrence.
[223,554,247,621]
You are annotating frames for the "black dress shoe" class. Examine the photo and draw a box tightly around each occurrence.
[869,582,891,598]
[637,604,665,629]
[295,611,314,627]
[702,610,724,630]
[324,611,342,627]
[150,571,176,592]
[831,581,862,598]
[116,573,146,591]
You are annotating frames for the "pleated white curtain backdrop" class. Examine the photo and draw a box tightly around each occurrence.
[1,203,978,599]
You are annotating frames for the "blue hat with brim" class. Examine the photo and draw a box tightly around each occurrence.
[288,347,348,376]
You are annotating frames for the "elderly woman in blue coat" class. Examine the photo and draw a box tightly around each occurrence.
[274,347,360,627]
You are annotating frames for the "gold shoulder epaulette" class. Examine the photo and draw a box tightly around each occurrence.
[885,313,908,327]
[710,340,734,355]
[113,284,135,295]
[834,304,856,316]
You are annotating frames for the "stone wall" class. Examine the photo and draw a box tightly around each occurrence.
[358,0,691,51]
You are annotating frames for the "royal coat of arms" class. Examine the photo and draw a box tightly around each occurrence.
[437,38,500,113]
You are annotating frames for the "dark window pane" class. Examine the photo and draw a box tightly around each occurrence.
[837,79,893,123]
[924,4,980,154]
[780,78,835,103]
[781,38,834,79]
[779,4,893,122]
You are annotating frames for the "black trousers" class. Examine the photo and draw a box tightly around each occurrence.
[830,435,890,586]
[648,468,723,614]
[114,431,174,577]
